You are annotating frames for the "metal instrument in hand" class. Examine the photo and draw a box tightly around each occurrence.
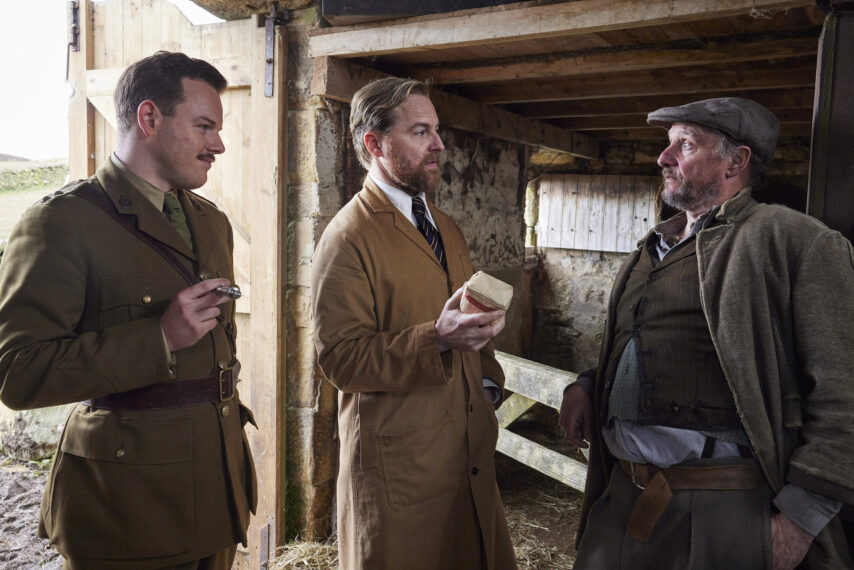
[214,285,242,299]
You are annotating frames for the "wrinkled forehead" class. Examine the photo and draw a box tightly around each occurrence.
[667,121,717,142]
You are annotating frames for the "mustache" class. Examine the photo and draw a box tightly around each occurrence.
[198,154,216,163]
[422,153,441,164]
[662,167,680,179]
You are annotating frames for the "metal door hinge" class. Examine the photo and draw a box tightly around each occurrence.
[69,1,80,52]
[264,3,288,97]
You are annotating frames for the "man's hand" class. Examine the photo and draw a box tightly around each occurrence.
[161,279,233,352]
[435,287,505,353]
[559,384,592,449]
[771,512,813,570]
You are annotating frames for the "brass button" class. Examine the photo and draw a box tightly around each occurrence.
[221,405,230,417]
[168,365,176,376]
[217,360,227,370]
[141,294,152,304]
[199,272,209,280]
[115,448,126,458]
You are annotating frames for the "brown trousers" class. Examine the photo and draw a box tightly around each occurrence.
[574,462,773,570]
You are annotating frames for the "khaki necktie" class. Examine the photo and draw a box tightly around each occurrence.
[162,191,194,251]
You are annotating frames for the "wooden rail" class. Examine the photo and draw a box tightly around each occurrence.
[494,351,587,492]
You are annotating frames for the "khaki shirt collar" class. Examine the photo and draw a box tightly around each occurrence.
[110,154,171,211]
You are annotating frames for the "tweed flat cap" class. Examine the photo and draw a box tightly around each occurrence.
[647,97,779,165]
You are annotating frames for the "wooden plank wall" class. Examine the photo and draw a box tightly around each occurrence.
[536,174,659,253]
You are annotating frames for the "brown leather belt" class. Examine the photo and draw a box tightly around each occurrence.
[87,368,234,410]
[619,460,764,542]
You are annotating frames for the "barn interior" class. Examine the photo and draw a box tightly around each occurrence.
[4,0,850,568]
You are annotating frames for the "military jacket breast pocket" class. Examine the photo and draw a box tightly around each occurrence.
[98,275,178,329]
[44,407,195,560]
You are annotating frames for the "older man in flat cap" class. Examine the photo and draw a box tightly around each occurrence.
[559,97,854,569]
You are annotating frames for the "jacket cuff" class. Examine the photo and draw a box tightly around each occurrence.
[788,464,854,506]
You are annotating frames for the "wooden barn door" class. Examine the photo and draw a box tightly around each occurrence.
[67,2,286,568]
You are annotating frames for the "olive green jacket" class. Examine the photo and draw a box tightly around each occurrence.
[580,188,854,567]
[0,160,256,568]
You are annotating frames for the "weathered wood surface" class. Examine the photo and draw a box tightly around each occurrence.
[309,0,813,58]
[461,60,817,104]
[535,174,659,253]
[495,392,537,429]
[807,9,854,242]
[409,35,819,85]
[311,57,600,158]
[495,351,577,411]
[496,429,588,492]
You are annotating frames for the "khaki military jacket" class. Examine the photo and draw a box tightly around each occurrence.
[311,178,516,570]
[0,160,257,569]
[579,189,854,568]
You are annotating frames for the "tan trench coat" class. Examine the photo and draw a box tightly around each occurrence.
[0,160,257,569]
[579,189,854,567]
[311,178,516,570]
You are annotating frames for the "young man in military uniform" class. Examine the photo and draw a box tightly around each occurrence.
[0,51,256,570]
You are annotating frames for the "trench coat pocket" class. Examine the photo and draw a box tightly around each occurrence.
[378,413,461,512]
[45,409,195,560]
[239,403,259,512]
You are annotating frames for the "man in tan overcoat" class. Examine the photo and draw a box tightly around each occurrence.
[0,52,256,569]
[311,78,517,569]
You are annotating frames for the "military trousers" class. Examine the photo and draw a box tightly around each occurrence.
[574,461,773,569]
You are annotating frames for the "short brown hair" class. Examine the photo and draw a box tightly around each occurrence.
[349,78,430,169]
[114,51,227,134]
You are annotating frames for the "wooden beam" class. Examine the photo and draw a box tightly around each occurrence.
[496,429,587,492]
[68,0,95,180]
[550,108,813,130]
[495,351,577,411]
[312,57,600,159]
[807,9,854,241]
[309,0,813,58]
[503,88,816,119]
[593,124,811,140]
[495,393,537,429]
[407,35,819,85]
[85,55,252,98]
[463,60,817,104]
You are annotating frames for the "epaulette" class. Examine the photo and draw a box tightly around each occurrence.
[35,177,97,205]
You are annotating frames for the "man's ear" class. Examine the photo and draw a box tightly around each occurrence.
[364,131,384,159]
[137,100,160,137]
[726,146,751,178]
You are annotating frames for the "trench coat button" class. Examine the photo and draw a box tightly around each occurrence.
[221,405,230,417]
[217,360,227,369]
[141,294,152,304]
[672,404,680,412]
[648,275,657,282]
[470,466,479,476]
[115,448,126,458]
[199,272,209,280]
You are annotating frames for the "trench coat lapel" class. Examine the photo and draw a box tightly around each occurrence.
[95,161,198,261]
[362,178,448,274]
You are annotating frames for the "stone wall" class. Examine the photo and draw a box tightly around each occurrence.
[283,6,529,538]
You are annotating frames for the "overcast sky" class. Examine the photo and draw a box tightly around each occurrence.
[0,0,221,161]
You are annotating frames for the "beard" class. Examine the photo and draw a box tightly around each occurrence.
[661,168,720,212]
[387,153,442,196]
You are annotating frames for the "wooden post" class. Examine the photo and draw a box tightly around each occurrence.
[807,1,854,241]
[68,0,95,179]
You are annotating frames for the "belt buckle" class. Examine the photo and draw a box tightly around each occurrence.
[630,462,646,490]
[218,367,234,401]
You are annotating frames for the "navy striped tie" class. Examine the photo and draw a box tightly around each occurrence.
[411,195,446,270]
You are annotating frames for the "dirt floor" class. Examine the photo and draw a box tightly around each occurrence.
[0,455,62,569]
[1,415,583,570]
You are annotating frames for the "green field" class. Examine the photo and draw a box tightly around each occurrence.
[0,161,69,244]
